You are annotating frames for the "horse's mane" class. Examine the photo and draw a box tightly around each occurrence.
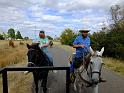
[28,44,51,66]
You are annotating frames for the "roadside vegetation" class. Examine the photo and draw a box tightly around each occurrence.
[54,42,124,76]
[58,5,124,75]
[60,5,124,60]
[0,40,31,67]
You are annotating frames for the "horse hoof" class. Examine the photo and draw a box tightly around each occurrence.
[43,87,47,93]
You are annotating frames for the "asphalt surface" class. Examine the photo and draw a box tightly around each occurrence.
[33,45,124,93]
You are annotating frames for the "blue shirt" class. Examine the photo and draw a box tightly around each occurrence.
[73,35,90,58]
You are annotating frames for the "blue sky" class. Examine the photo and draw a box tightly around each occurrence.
[0,0,123,38]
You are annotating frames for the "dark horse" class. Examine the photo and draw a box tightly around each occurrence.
[26,44,51,93]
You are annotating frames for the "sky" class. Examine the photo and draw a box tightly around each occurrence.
[0,0,123,38]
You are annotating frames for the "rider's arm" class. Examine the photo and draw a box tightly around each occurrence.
[42,43,49,47]
[73,36,85,48]
[73,44,85,48]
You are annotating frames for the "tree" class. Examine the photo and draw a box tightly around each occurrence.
[60,28,77,46]
[15,31,23,39]
[47,36,53,40]
[90,5,124,60]
[0,34,4,40]
[8,28,15,39]
[110,5,124,24]
[24,37,29,40]
[2,32,9,39]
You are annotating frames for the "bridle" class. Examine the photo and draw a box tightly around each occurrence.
[76,53,102,86]
[28,48,40,66]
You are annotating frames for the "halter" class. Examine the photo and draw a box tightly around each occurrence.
[28,48,40,66]
[28,48,51,66]
[76,49,102,86]
[27,62,36,67]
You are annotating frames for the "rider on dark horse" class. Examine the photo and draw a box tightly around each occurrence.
[32,31,53,66]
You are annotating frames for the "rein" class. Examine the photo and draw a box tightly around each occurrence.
[28,48,40,66]
[77,51,101,86]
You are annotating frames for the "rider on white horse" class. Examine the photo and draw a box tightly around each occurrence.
[70,29,106,82]
[70,29,90,73]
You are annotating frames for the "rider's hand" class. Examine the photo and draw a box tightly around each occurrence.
[78,45,85,48]
[40,45,45,48]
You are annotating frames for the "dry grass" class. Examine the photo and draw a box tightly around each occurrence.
[54,41,124,75]
[103,57,124,75]
[0,40,33,93]
[0,61,33,93]
[8,72,33,93]
[0,40,32,67]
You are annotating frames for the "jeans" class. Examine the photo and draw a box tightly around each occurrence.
[70,54,76,73]
[45,51,54,66]
[70,52,91,73]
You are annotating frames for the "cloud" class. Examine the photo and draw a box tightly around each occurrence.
[50,0,123,13]
[42,15,63,22]
[0,0,123,38]
[0,0,33,9]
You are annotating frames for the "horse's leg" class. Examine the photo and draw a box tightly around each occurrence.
[78,82,82,93]
[92,84,98,93]
[35,80,38,93]
[41,71,48,93]
[33,73,39,93]
[73,76,77,91]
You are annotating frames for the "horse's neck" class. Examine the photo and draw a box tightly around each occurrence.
[37,53,49,66]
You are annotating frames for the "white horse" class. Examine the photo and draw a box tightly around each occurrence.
[69,47,104,93]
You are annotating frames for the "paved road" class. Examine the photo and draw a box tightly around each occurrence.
[34,45,124,93]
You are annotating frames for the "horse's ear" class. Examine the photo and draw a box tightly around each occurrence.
[27,44,30,49]
[99,47,104,56]
[90,46,94,55]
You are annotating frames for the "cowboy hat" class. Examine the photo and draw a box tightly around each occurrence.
[79,29,90,32]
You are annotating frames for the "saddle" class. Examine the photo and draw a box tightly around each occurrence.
[73,53,91,69]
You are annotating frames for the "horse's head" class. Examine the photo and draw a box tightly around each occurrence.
[26,43,50,67]
[89,47,104,84]
[26,43,41,67]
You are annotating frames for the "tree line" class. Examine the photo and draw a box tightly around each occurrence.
[60,5,124,60]
[0,28,29,40]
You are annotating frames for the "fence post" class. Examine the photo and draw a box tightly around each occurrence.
[2,70,8,93]
[66,67,70,93]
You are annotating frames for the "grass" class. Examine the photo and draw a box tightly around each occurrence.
[0,61,33,93]
[0,40,32,93]
[54,41,124,76]
[0,40,32,67]
[103,57,124,75]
